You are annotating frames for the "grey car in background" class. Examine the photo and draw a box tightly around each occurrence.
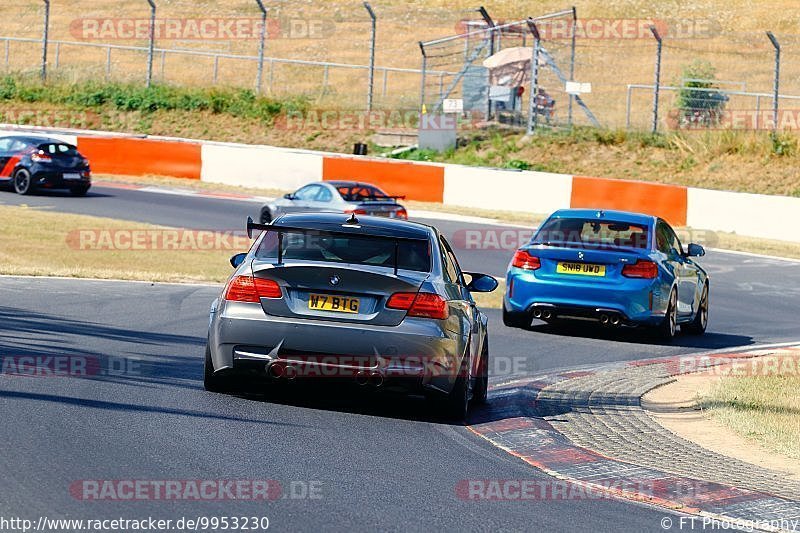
[205,212,498,420]
[259,181,408,224]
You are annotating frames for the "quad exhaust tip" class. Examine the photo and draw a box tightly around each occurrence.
[355,371,369,386]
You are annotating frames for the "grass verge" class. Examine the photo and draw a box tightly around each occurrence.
[0,205,232,284]
[700,360,800,460]
[0,203,505,310]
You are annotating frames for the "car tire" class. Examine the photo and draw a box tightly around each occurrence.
[13,168,33,195]
[655,289,678,341]
[682,283,709,335]
[439,355,470,422]
[204,345,232,394]
[259,208,273,225]
[502,304,530,329]
[471,339,489,405]
[69,184,91,196]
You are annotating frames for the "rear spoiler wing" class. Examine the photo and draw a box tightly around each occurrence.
[246,217,426,275]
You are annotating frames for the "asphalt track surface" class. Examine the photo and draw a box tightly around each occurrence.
[1,185,799,532]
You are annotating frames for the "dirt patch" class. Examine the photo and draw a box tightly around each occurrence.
[642,373,800,480]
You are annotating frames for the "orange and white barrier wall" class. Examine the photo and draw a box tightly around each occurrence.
[3,125,799,243]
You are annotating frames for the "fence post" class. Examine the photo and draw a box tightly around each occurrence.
[41,0,50,81]
[478,7,495,119]
[766,31,780,134]
[255,0,267,94]
[526,19,541,135]
[419,42,427,113]
[568,6,577,127]
[146,0,156,88]
[364,2,377,112]
[649,25,662,134]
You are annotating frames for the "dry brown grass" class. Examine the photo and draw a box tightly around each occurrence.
[701,358,800,460]
[2,0,799,125]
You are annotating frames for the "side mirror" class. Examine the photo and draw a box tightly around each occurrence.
[230,253,247,268]
[465,272,499,293]
[283,193,296,200]
[686,243,706,257]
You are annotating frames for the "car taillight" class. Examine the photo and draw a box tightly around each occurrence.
[386,292,449,319]
[622,260,658,279]
[31,151,52,163]
[345,208,368,215]
[395,208,408,220]
[224,275,282,302]
[512,250,541,270]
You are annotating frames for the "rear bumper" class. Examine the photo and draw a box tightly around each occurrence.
[32,169,92,189]
[208,300,464,394]
[505,268,670,325]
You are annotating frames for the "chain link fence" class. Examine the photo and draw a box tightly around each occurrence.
[2,1,800,133]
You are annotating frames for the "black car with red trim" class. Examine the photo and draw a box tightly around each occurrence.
[0,135,91,196]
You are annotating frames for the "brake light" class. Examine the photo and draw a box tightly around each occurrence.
[31,150,52,163]
[387,292,449,319]
[622,260,658,279]
[394,207,408,220]
[512,250,541,270]
[345,208,368,215]
[224,275,282,302]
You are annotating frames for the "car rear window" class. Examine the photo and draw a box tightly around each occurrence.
[255,231,431,272]
[38,143,79,155]
[337,184,391,202]
[533,218,650,249]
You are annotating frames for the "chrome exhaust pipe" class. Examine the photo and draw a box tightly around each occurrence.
[532,308,543,319]
[267,362,286,380]
[369,371,384,388]
[600,314,610,326]
[542,310,552,320]
[284,365,298,381]
[610,315,621,326]
[355,371,369,386]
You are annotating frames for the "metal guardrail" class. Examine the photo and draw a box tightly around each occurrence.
[625,83,800,129]
[0,35,456,100]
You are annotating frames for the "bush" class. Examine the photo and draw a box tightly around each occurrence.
[0,75,307,122]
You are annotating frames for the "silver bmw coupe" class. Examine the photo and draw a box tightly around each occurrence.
[204,212,498,419]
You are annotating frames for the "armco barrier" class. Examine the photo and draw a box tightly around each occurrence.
[201,143,322,190]
[322,156,445,203]
[687,188,800,242]
[2,124,799,243]
[76,136,202,180]
[443,165,573,216]
[571,176,688,227]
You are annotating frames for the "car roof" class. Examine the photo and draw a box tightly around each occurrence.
[549,209,657,226]
[272,212,433,240]
[0,135,71,146]
[326,181,384,189]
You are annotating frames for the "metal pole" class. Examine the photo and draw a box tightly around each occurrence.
[213,56,219,85]
[479,7,496,120]
[568,6,577,127]
[755,94,761,131]
[146,0,156,87]
[41,0,50,81]
[255,0,267,94]
[626,85,632,129]
[419,42,427,113]
[649,25,663,134]
[526,19,541,135]
[364,2,377,112]
[766,31,780,133]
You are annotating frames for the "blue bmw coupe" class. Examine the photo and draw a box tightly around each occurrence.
[503,209,709,340]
